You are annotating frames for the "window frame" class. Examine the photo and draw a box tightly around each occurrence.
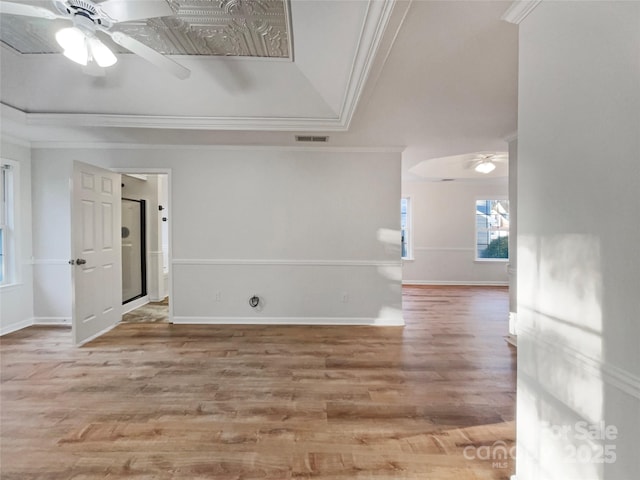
[0,159,19,287]
[401,196,413,260]
[474,197,509,262]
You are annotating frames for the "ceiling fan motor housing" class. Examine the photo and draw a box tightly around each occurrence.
[53,0,113,28]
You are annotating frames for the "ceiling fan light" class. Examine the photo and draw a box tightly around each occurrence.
[56,27,88,65]
[56,27,84,51]
[475,161,496,174]
[62,46,89,66]
[88,38,117,67]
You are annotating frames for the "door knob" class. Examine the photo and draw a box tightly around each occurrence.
[75,258,87,265]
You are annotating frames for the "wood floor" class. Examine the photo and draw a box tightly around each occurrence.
[0,286,516,479]
[122,298,170,323]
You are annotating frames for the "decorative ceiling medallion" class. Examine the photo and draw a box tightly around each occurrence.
[0,0,292,58]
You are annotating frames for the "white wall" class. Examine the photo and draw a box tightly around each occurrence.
[0,138,34,334]
[31,156,73,324]
[402,179,509,285]
[517,2,640,479]
[31,147,403,325]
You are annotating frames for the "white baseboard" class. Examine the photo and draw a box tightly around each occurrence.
[402,280,509,286]
[172,316,405,326]
[123,296,149,314]
[0,318,34,336]
[33,317,71,326]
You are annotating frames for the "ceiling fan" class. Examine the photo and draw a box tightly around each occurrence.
[464,153,508,174]
[0,0,191,78]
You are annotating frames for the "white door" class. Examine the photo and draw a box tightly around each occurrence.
[71,161,122,345]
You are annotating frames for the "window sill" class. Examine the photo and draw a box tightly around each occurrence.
[402,257,415,262]
[474,258,509,263]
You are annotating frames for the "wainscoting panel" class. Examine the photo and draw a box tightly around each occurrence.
[517,325,640,479]
[171,260,403,325]
[403,247,509,285]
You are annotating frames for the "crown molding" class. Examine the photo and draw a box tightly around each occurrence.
[30,141,406,152]
[26,112,347,131]
[3,102,347,132]
[354,0,413,112]
[339,0,401,129]
[501,1,542,24]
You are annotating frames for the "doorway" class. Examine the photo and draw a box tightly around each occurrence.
[117,171,172,324]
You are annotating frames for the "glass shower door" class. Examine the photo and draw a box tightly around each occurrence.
[122,198,146,303]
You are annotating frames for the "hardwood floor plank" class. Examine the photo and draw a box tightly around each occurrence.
[1,286,515,479]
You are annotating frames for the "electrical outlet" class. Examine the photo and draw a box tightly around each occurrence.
[215,291,221,302]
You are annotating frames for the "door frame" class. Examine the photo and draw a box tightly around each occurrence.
[116,168,173,323]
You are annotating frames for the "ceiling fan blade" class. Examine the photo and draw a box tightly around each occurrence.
[109,31,190,79]
[98,0,173,23]
[0,1,60,19]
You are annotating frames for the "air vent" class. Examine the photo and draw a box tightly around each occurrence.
[295,135,329,143]
[441,178,455,182]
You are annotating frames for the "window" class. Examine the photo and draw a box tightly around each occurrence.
[401,197,411,259]
[476,199,509,260]
[0,161,17,284]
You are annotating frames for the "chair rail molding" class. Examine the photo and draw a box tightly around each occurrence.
[172,258,401,267]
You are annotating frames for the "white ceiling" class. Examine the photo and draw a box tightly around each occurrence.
[409,151,509,182]
[1,0,292,57]
[0,0,518,180]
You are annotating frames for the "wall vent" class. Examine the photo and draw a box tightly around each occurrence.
[295,135,329,143]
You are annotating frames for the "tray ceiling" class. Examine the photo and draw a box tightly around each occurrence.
[1,0,519,167]
[0,0,291,58]
[0,0,407,133]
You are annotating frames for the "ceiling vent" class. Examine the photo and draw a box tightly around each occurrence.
[295,135,329,143]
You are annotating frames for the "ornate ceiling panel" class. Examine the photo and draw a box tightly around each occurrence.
[0,0,291,58]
